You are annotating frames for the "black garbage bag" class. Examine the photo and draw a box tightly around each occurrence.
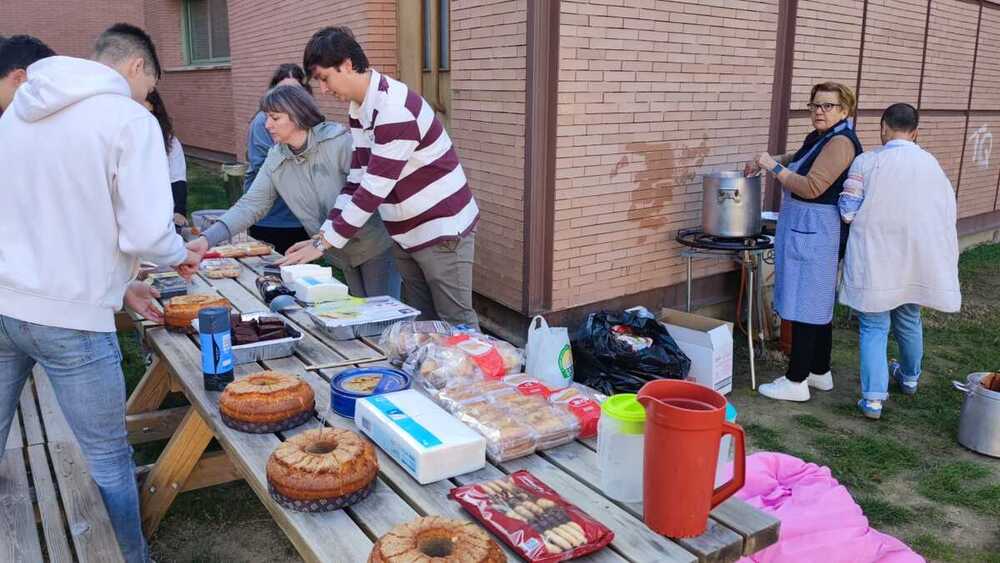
[571,310,691,395]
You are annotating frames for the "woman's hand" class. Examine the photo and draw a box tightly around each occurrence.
[755,152,778,173]
[124,281,163,323]
[743,158,762,176]
[276,239,325,266]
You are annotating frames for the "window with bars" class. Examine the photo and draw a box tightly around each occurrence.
[183,0,231,65]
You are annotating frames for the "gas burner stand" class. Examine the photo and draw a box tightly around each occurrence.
[675,228,775,389]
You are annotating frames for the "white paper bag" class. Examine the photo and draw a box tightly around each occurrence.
[526,315,574,389]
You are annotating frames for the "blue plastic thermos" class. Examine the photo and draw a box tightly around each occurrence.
[199,307,234,391]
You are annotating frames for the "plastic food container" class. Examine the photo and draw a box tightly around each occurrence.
[330,367,411,418]
[457,401,538,462]
[192,312,302,365]
[597,393,646,503]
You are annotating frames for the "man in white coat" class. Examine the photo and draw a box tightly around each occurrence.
[839,103,962,420]
[0,24,202,562]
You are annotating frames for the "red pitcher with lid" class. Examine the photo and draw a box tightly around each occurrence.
[637,379,745,538]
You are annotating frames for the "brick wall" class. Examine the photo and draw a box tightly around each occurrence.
[227,0,398,161]
[0,1,144,57]
[450,0,527,311]
[550,0,779,311]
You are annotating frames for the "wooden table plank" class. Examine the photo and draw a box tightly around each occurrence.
[27,444,74,563]
[499,454,698,563]
[47,441,124,563]
[125,358,173,415]
[710,499,781,556]
[0,448,44,562]
[144,331,374,563]
[540,441,744,563]
[580,435,780,555]
[127,406,189,445]
[5,410,22,451]
[18,382,45,446]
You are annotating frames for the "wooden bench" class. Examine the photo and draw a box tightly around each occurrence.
[1,369,124,563]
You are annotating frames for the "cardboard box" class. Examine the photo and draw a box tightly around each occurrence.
[659,309,734,395]
[355,390,486,484]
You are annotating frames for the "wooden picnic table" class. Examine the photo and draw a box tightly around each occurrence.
[126,254,779,563]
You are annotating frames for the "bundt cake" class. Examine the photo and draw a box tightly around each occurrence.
[218,371,315,433]
[164,293,230,331]
[368,516,505,563]
[266,427,378,512]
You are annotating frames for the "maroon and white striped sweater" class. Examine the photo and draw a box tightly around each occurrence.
[320,69,479,252]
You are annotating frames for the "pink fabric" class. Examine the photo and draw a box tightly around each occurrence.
[733,452,924,563]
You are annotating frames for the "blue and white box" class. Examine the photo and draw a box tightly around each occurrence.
[355,390,485,484]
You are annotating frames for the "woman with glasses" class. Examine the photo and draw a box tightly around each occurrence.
[744,81,863,402]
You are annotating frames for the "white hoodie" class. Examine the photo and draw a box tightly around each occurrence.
[0,56,186,332]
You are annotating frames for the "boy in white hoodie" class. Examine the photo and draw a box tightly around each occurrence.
[0,24,202,563]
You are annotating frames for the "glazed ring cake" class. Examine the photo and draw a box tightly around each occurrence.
[368,516,505,563]
[218,371,315,433]
[266,427,378,512]
[163,294,230,331]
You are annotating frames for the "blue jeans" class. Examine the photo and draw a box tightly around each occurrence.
[857,304,923,400]
[0,315,148,563]
[341,248,402,299]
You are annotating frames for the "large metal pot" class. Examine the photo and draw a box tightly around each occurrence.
[701,171,763,238]
[953,372,1000,458]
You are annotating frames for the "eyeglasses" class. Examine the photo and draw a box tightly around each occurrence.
[807,102,843,113]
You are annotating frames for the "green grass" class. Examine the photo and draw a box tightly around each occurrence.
[810,432,920,490]
[855,496,914,527]
[792,413,828,430]
[917,461,1000,517]
[907,534,1000,563]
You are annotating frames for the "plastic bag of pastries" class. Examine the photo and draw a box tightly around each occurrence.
[404,340,483,393]
[456,401,537,462]
[436,378,515,413]
[379,320,454,366]
[492,393,579,450]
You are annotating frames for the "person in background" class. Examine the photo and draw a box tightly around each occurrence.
[145,89,188,229]
[744,81,863,402]
[287,26,481,328]
[838,103,961,419]
[187,85,400,298]
[0,23,203,563]
[244,63,311,252]
[0,34,56,111]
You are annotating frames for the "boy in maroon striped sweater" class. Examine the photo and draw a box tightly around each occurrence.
[284,26,479,328]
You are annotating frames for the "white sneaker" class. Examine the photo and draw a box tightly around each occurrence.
[758,376,811,402]
[807,371,834,391]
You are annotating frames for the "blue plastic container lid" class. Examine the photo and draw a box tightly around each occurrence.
[332,368,410,397]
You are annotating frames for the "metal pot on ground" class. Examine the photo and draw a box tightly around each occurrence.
[953,372,1000,458]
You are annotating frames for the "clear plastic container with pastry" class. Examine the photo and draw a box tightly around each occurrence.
[492,393,579,450]
[456,401,538,462]
[163,293,230,331]
[266,427,378,512]
[368,515,505,563]
[406,341,483,392]
[199,257,242,279]
[436,378,515,414]
[379,320,455,366]
[218,371,314,433]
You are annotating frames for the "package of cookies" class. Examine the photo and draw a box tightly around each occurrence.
[406,341,482,392]
[547,385,605,440]
[456,401,537,462]
[503,374,554,399]
[379,320,454,366]
[449,471,614,562]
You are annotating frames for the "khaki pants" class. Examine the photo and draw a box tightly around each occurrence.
[392,232,479,328]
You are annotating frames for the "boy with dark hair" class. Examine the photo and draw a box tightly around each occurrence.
[283,26,480,328]
[839,103,961,419]
[0,23,201,562]
[0,34,56,110]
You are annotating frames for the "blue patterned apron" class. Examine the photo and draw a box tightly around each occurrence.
[773,125,850,325]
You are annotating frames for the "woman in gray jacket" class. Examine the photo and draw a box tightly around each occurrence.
[191,85,400,298]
